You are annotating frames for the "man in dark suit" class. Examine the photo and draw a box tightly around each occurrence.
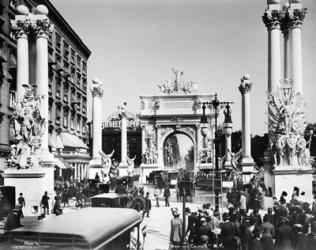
[196,217,215,248]
[275,217,294,250]
[220,213,236,250]
[187,211,198,245]
[293,224,308,250]
[240,217,252,250]
[249,226,263,250]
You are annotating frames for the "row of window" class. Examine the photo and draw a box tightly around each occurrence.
[55,32,87,75]
[49,105,87,134]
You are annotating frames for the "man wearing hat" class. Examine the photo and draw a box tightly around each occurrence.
[293,224,308,250]
[170,208,183,249]
[275,216,294,250]
[307,221,316,249]
[220,212,236,250]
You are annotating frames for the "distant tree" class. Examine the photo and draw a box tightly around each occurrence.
[251,133,269,167]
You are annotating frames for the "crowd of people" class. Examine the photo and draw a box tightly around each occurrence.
[169,180,316,250]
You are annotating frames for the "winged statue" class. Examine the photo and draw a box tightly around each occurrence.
[267,79,310,167]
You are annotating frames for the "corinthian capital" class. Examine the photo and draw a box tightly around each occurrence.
[287,8,307,28]
[11,18,31,39]
[239,74,253,95]
[33,18,53,38]
[262,9,282,30]
[90,79,104,98]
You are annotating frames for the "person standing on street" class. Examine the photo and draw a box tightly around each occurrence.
[164,184,170,207]
[170,208,183,249]
[154,187,160,207]
[220,213,236,250]
[18,193,25,218]
[41,191,50,215]
[143,192,152,218]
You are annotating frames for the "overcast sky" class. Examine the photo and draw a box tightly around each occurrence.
[50,0,316,136]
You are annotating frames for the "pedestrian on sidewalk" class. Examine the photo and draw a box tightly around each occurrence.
[17,193,25,218]
[41,191,50,215]
[143,192,152,218]
[164,184,170,207]
[170,208,183,249]
[61,188,69,207]
[154,187,160,207]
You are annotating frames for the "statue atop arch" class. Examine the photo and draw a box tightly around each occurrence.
[158,68,197,94]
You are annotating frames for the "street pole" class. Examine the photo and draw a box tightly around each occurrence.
[201,94,233,217]
[182,188,186,250]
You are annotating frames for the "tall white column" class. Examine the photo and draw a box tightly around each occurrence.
[90,79,104,160]
[288,2,306,94]
[156,125,163,167]
[239,74,254,167]
[11,6,30,100]
[141,125,146,156]
[33,7,54,162]
[263,2,282,93]
[283,28,290,79]
[120,113,128,166]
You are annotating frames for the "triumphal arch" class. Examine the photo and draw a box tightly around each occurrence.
[138,69,215,179]
[101,69,215,180]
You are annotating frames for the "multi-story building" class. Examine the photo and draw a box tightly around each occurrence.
[0,0,91,183]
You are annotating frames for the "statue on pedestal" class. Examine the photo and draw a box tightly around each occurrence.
[7,85,45,169]
[126,155,136,176]
[99,149,115,183]
[268,79,310,167]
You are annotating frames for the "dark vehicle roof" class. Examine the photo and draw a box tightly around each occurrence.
[91,193,127,199]
[6,208,141,249]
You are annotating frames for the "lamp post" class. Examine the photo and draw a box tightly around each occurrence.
[200,94,233,216]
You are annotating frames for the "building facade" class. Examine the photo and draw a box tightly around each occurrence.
[0,0,91,182]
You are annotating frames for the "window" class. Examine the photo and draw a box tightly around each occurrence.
[56,83,61,98]
[82,61,87,75]
[55,33,61,51]
[9,90,16,108]
[82,78,87,92]
[63,85,69,102]
[77,94,81,111]
[70,115,75,129]
[76,55,81,70]
[70,49,75,64]
[63,110,68,127]
[56,106,61,125]
[77,116,81,131]
[63,41,69,59]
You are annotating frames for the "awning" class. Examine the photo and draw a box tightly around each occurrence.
[61,132,88,149]
[48,133,64,149]
[54,158,74,169]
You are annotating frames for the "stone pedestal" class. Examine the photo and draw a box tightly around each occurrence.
[263,151,313,203]
[140,164,160,184]
[2,167,54,216]
[272,166,313,203]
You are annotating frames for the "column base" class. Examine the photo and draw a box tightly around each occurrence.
[2,167,54,216]
[272,165,313,203]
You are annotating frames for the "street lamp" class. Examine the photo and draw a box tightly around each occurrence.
[200,93,233,216]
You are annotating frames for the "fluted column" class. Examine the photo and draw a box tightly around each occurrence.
[90,79,104,160]
[156,125,163,166]
[262,1,282,93]
[239,74,254,166]
[141,125,146,157]
[120,113,128,166]
[11,10,30,100]
[287,1,307,94]
[33,10,53,158]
